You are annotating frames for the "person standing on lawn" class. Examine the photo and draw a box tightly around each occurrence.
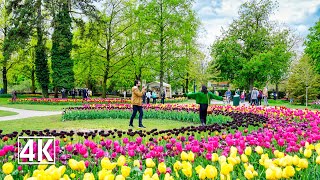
[129,80,146,128]
[187,85,223,126]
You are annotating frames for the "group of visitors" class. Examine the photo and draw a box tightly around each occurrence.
[125,89,166,104]
[223,87,274,106]
[64,88,92,99]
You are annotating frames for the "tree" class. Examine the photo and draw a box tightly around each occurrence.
[305,18,320,74]
[84,0,136,98]
[35,0,49,97]
[72,23,105,92]
[1,0,36,94]
[210,0,294,91]
[286,55,320,105]
[51,1,74,97]
[142,0,197,93]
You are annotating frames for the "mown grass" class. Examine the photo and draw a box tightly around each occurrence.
[0,115,197,134]
[0,110,18,117]
[267,99,317,110]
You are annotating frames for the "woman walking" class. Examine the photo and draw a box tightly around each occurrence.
[187,85,222,126]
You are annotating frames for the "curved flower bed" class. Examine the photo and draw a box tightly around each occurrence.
[1,106,320,179]
[9,97,188,105]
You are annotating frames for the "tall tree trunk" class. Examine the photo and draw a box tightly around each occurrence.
[54,87,58,98]
[276,83,279,100]
[249,78,254,91]
[2,66,7,94]
[31,66,35,94]
[102,74,108,98]
[186,72,189,93]
[159,0,164,93]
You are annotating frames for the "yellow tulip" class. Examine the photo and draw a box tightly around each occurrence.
[38,160,48,170]
[292,155,300,166]
[70,173,76,178]
[134,160,140,167]
[205,165,217,179]
[274,167,282,179]
[78,161,86,172]
[265,168,275,180]
[117,155,126,166]
[211,153,219,162]
[104,174,115,180]
[227,157,237,166]
[173,161,182,171]
[164,173,174,180]
[187,152,194,161]
[198,168,206,180]
[146,158,156,168]
[98,170,108,180]
[83,173,95,180]
[218,155,227,164]
[144,168,153,177]
[316,156,320,164]
[220,162,233,175]
[263,159,273,168]
[151,173,159,180]
[255,146,263,155]
[273,150,279,157]
[245,147,252,156]
[181,162,192,177]
[298,158,308,169]
[244,170,254,179]
[230,146,238,154]
[253,171,258,177]
[2,162,14,175]
[181,151,188,161]
[158,162,166,174]
[101,157,110,169]
[143,174,151,180]
[62,174,71,180]
[115,175,125,180]
[278,152,285,158]
[195,165,204,174]
[101,158,117,171]
[4,175,13,180]
[68,159,78,171]
[283,166,295,177]
[304,149,312,158]
[58,165,66,176]
[121,166,131,178]
[241,154,248,163]
[235,156,241,164]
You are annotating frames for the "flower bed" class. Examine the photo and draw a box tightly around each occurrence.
[9,97,188,105]
[1,106,320,179]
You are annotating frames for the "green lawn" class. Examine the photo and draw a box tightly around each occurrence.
[0,115,196,134]
[0,110,18,117]
[267,99,316,110]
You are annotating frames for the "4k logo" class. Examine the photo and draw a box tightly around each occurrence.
[18,137,56,165]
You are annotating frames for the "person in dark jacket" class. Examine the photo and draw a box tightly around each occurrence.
[187,85,223,126]
[161,91,166,104]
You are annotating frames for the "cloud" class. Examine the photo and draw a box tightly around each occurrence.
[194,0,320,53]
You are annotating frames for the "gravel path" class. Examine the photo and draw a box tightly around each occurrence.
[0,106,61,121]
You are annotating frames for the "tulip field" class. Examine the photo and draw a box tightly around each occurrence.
[1,101,320,179]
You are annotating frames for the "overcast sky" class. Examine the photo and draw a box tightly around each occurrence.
[193,0,320,58]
